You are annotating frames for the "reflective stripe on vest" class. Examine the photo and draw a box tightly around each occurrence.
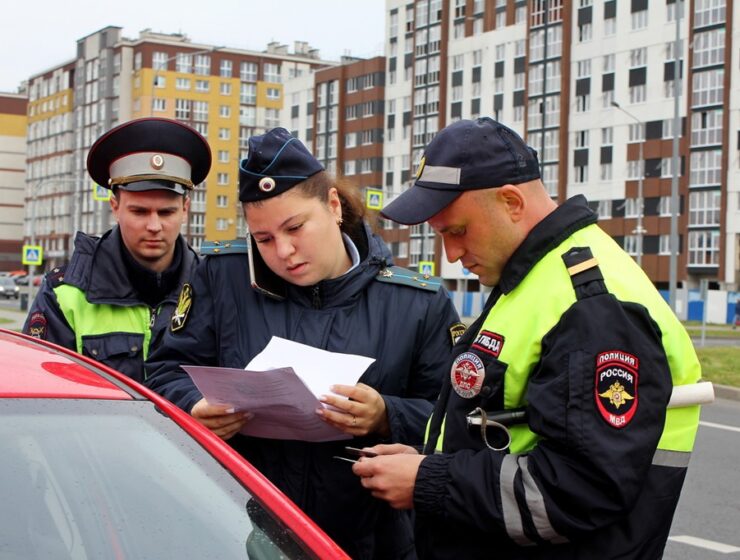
[433,223,700,455]
[54,284,153,359]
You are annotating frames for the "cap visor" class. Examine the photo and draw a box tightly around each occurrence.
[380,187,462,225]
[115,180,187,195]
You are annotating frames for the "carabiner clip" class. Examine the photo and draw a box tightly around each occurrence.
[466,407,512,452]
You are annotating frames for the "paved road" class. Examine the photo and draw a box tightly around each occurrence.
[665,397,740,558]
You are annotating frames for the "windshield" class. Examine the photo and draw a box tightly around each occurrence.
[0,399,311,560]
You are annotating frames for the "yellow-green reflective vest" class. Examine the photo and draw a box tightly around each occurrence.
[430,223,701,455]
[53,284,153,360]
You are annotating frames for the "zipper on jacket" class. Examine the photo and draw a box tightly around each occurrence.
[312,285,321,309]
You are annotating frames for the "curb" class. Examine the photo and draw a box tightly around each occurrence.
[713,384,740,402]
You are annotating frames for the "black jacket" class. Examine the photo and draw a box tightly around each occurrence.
[414,197,695,560]
[23,228,198,382]
[145,225,461,559]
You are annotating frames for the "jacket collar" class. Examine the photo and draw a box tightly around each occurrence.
[65,227,197,305]
[286,223,392,308]
[498,195,597,294]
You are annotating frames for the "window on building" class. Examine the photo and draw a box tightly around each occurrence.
[692,68,724,106]
[240,61,258,81]
[219,105,231,118]
[216,195,228,208]
[153,52,168,71]
[220,59,232,78]
[194,55,211,76]
[175,99,191,120]
[688,230,719,265]
[690,149,722,186]
[631,9,648,29]
[264,63,281,83]
[218,127,231,140]
[176,78,191,90]
[689,190,721,226]
[195,79,210,92]
[152,98,166,112]
[217,172,229,185]
[176,53,192,73]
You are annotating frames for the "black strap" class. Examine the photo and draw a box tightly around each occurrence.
[561,246,607,300]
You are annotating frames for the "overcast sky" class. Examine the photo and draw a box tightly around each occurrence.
[0,0,386,93]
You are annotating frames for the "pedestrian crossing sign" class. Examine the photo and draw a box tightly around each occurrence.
[92,183,111,201]
[22,245,43,266]
[366,189,383,210]
[419,261,435,276]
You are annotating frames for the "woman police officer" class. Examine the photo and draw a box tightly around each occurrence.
[145,128,462,559]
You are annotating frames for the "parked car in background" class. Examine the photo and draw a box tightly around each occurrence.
[0,329,349,559]
[0,277,20,299]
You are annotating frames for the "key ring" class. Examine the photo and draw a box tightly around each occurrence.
[466,407,512,451]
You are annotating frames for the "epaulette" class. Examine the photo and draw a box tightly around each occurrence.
[200,239,249,256]
[375,265,442,292]
[46,265,68,288]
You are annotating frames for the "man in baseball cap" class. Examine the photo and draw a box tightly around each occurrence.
[354,117,702,560]
[24,117,211,383]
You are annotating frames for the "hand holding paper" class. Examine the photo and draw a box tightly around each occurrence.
[183,337,375,442]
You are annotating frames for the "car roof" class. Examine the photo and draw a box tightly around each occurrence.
[0,330,133,400]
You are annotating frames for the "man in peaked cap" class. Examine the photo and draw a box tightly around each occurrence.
[352,117,702,559]
[24,117,211,383]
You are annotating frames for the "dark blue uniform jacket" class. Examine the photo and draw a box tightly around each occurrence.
[23,228,198,382]
[145,224,460,559]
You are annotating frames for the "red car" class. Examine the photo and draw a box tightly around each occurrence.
[0,328,349,559]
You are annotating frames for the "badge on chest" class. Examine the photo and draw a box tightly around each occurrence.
[450,352,486,399]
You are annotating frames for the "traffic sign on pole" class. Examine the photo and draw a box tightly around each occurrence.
[92,183,111,201]
[365,189,383,210]
[22,245,43,266]
[419,261,435,276]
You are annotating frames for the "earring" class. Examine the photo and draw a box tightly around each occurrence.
[337,217,344,226]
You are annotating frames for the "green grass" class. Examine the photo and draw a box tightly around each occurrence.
[0,317,13,325]
[696,346,740,388]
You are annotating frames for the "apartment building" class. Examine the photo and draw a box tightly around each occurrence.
[0,92,27,271]
[382,0,740,297]
[25,26,335,263]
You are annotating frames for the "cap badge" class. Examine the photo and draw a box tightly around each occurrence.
[415,155,426,180]
[259,177,276,192]
[150,154,165,170]
[451,352,485,399]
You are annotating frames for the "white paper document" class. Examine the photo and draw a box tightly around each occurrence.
[182,337,375,442]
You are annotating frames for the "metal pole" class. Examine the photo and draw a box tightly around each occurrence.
[28,180,41,306]
[669,4,682,312]
[636,141,644,266]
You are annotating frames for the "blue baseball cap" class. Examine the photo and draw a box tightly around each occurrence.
[381,117,540,225]
[239,127,324,202]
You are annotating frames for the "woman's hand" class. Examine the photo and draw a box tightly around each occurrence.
[317,382,390,437]
[191,398,253,440]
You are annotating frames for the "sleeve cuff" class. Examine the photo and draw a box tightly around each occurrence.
[414,453,454,516]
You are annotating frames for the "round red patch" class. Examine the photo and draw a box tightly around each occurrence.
[451,352,485,399]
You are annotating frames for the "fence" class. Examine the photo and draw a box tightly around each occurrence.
[450,288,739,324]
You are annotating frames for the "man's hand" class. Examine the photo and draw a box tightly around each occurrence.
[191,398,252,440]
[352,446,425,509]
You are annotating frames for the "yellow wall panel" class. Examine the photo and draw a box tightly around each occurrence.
[0,114,27,136]
[256,81,283,109]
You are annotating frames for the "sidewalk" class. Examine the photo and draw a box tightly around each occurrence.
[0,305,27,332]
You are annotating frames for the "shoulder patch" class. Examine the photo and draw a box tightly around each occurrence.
[171,283,193,332]
[595,350,639,429]
[200,239,249,256]
[46,265,68,288]
[375,266,442,292]
[27,312,47,339]
[449,322,466,346]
